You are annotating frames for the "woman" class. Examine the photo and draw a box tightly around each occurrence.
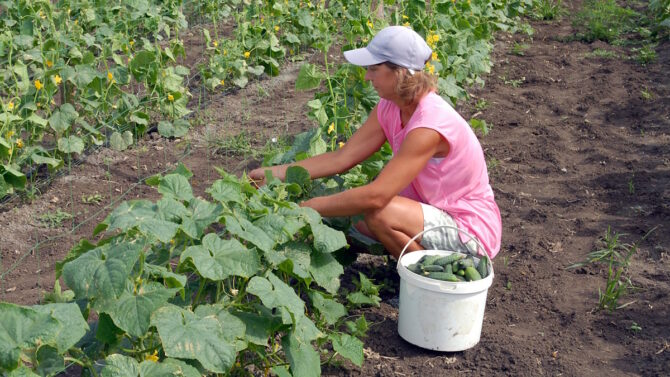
[249,26,501,260]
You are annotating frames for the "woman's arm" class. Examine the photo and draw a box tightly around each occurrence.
[301,127,445,217]
[249,105,387,182]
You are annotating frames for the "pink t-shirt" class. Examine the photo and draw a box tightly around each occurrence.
[377,92,502,258]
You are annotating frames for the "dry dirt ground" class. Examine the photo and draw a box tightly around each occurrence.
[1,2,669,376]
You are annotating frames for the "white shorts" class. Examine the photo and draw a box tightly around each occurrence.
[419,203,480,255]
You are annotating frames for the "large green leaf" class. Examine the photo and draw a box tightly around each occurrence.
[109,131,134,151]
[105,200,178,243]
[180,198,222,239]
[246,272,304,319]
[31,154,63,170]
[48,104,78,134]
[57,135,85,154]
[139,358,201,377]
[0,303,60,371]
[309,251,343,295]
[158,174,193,202]
[330,333,364,367]
[308,291,346,326]
[151,305,235,373]
[157,119,189,138]
[207,179,244,205]
[224,215,274,252]
[295,63,323,90]
[232,311,279,346]
[1,164,26,190]
[194,305,247,352]
[32,303,88,353]
[6,365,39,377]
[98,283,175,338]
[35,345,64,376]
[180,234,259,280]
[279,242,312,279]
[282,330,320,377]
[62,242,142,301]
[310,223,347,253]
[144,264,187,292]
[102,354,139,377]
[254,214,298,246]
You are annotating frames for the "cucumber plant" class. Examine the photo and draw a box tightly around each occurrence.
[0,165,378,376]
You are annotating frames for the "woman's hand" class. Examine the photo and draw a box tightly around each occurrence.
[248,165,287,187]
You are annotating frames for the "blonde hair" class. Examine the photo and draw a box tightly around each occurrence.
[384,62,437,105]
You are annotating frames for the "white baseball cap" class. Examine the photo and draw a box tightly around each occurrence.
[343,26,432,71]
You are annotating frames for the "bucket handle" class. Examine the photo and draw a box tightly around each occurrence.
[395,225,489,271]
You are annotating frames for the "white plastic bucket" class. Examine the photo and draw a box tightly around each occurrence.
[396,226,494,352]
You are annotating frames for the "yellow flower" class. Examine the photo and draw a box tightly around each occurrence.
[34,80,43,90]
[338,141,345,148]
[223,50,227,56]
[7,102,14,111]
[129,40,134,46]
[46,60,53,68]
[431,52,438,61]
[220,79,225,86]
[426,35,434,45]
[366,20,374,29]
[244,51,250,59]
[274,25,280,32]
[402,14,409,20]
[16,139,23,149]
[432,34,440,43]
[167,94,174,102]
[5,131,14,138]
[145,350,159,363]
[403,22,410,27]
[426,62,435,75]
[107,71,114,81]
[327,123,335,134]
[53,74,62,85]
[213,40,218,47]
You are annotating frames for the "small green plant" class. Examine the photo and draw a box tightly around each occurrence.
[568,227,652,312]
[573,0,640,42]
[499,75,525,87]
[38,210,73,228]
[628,175,635,194]
[640,87,654,100]
[475,98,490,111]
[630,321,642,332]
[469,118,491,136]
[633,44,657,64]
[210,131,255,156]
[511,42,530,56]
[487,157,500,171]
[585,48,619,59]
[81,193,103,205]
[533,0,565,20]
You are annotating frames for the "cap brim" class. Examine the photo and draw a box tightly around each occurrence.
[343,48,385,67]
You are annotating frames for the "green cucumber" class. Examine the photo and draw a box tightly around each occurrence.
[422,254,443,266]
[477,255,490,278]
[407,263,422,274]
[464,266,482,281]
[458,258,475,269]
[422,265,444,272]
[433,253,466,266]
[427,272,460,282]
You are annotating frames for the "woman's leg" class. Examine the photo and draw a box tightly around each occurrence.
[356,196,425,259]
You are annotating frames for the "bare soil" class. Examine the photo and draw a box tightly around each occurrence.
[1,3,669,376]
